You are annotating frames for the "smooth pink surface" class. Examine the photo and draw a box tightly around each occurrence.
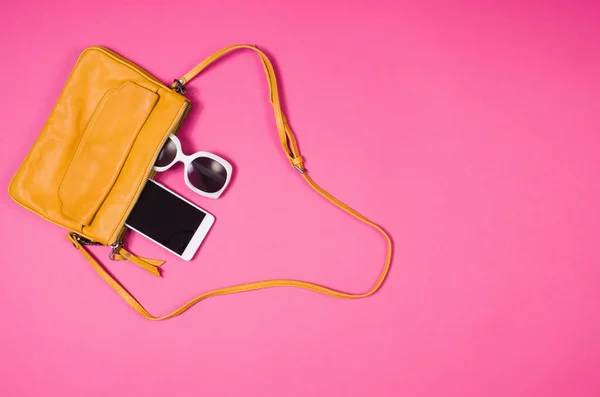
[1,1,599,396]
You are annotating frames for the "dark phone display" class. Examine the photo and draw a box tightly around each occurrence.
[126,181,207,255]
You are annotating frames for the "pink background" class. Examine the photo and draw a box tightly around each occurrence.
[1,1,599,396]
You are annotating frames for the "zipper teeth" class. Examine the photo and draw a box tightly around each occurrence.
[109,101,192,246]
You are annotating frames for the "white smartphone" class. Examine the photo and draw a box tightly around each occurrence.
[125,179,215,261]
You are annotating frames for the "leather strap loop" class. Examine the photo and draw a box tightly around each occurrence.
[290,155,305,172]
[71,45,393,320]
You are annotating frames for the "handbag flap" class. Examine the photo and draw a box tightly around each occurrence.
[9,47,190,245]
[59,82,158,226]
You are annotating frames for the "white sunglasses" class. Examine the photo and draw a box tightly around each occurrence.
[153,134,233,198]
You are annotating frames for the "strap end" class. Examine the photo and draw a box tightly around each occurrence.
[118,247,165,277]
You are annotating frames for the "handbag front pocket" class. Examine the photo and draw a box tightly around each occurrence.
[59,81,158,227]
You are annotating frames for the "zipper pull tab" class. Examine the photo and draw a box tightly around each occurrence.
[110,245,165,277]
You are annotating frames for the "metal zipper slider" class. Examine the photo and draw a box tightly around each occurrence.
[109,240,124,260]
[172,79,187,95]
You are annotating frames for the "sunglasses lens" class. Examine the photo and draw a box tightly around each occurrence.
[187,157,228,193]
[155,138,178,167]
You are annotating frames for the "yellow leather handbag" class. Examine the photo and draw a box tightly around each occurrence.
[9,45,392,320]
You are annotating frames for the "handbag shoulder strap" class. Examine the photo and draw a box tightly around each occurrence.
[68,45,393,321]
[173,44,305,171]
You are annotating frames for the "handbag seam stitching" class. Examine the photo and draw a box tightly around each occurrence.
[85,47,169,90]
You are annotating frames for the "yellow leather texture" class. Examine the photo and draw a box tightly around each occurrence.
[10,44,391,320]
[9,47,190,245]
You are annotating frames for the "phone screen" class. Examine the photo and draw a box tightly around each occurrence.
[125,180,207,255]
